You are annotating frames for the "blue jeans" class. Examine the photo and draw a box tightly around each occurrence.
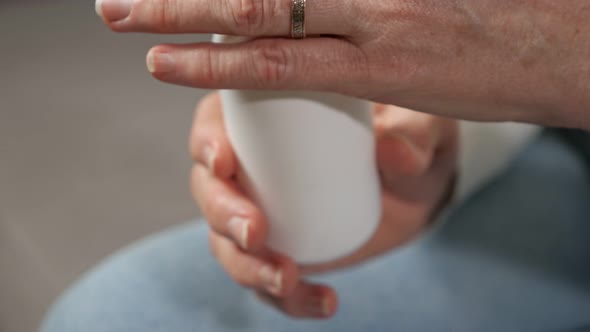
[41,131,590,332]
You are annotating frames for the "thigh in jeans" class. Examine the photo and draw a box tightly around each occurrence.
[41,132,590,332]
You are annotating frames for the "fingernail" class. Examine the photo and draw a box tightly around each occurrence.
[95,0,134,22]
[202,144,217,174]
[259,265,282,295]
[95,0,104,18]
[147,51,176,74]
[307,296,331,317]
[228,217,249,250]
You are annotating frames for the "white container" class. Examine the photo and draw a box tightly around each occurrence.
[213,35,381,264]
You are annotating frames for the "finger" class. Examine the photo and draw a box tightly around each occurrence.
[256,281,337,319]
[146,38,368,93]
[192,164,268,251]
[190,93,238,179]
[373,104,441,178]
[95,0,354,37]
[209,232,299,296]
[374,104,458,202]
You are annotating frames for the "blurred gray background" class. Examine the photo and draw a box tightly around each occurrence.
[0,2,208,331]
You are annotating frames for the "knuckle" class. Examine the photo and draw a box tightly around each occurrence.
[246,209,264,230]
[207,189,232,221]
[201,45,222,86]
[151,0,181,31]
[250,41,291,87]
[226,0,266,34]
[233,260,262,288]
[207,190,224,216]
[343,47,375,99]
[231,261,257,288]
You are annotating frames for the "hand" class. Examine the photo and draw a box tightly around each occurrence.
[189,92,457,319]
[96,0,590,129]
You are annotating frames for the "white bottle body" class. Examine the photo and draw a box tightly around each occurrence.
[214,36,381,264]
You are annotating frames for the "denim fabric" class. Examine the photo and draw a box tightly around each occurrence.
[41,131,590,332]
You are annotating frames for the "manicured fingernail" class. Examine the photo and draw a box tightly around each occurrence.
[95,0,134,22]
[307,296,331,317]
[259,265,282,295]
[202,144,217,174]
[228,217,249,250]
[95,0,104,18]
[147,51,176,74]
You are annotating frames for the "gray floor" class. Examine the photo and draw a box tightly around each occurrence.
[0,2,208,331]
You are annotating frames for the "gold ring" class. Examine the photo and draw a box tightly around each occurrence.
[291,0,306,38]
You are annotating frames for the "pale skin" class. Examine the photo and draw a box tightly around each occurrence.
[189,93,457,318]
[94,0,585,318]
[95,0,590,129]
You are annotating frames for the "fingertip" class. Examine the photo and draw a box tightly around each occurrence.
[95,0,104,20]
[255,281,338,319]
[146,47,157,74]
[320,286,339,317]
[300,283,339,319]
[146,46,176,79]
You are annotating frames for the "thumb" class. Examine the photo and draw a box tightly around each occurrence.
[374,104,440,180]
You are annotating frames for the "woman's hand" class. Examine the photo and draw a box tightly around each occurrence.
[189,92,457,319]
[96,0,590,129]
